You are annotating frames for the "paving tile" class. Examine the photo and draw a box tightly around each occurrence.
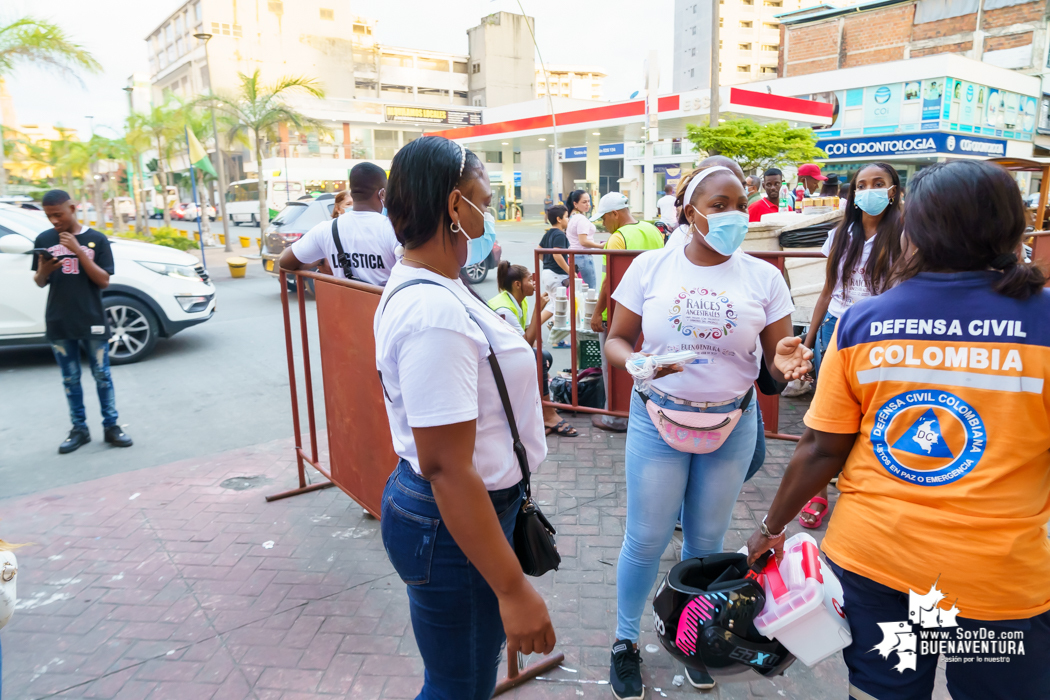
[0,404,954,700]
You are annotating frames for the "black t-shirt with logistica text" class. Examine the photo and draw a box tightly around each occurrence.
[31,227,115,340]
[539,227,569,274]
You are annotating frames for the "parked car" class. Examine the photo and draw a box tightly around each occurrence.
[463,242,501,284]
[260,194,336,284]
[262,194,500,287]
[181,202,217,221]
[114,197,136,222]
[0,205,216,364]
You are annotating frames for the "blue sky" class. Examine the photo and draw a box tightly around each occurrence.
[4,0,675,139]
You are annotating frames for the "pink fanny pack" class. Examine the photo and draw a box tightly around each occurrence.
[641,387,754,454]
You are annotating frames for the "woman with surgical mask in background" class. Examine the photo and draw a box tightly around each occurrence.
[600,165,812,698]
[799,162,903,530]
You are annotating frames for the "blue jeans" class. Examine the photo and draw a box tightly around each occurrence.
[575,254,596,289]
[813,312,839,376]
[826,557,1050,700]
[51,338,118,430]
[381,461,524,700]
[616,390,758,642]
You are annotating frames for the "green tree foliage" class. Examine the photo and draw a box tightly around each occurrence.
[685,119,826,173]
[0,17,100,78]
[201,69,324,231]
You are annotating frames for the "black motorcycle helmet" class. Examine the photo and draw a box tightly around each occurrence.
[652,552,794,680]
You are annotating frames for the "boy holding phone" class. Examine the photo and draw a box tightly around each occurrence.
[32,189,132,453]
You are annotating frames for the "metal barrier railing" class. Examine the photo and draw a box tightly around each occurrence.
[533,247,827,442]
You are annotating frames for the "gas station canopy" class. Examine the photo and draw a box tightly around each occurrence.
[427,86,834,151]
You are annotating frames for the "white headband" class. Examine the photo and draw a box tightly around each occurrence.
[457,142,466,177]
[682,166,733,209]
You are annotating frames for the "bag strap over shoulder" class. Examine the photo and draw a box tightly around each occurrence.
[331,218,355,279]
[379,278,532,492]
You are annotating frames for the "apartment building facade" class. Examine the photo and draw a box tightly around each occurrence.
[536,65,607,100]
[143,0,485,190]
[673,0,825,92]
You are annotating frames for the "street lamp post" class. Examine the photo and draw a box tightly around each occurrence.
[123,87,145,234]
[710,0,721,134]
[194,33,232,252]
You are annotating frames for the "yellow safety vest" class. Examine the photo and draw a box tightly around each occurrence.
[487,290,528,330]
[600,221,664,320]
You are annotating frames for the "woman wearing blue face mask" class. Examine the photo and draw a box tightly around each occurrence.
[375,136,555,700]
[601,165,813,698]
[798,162,902,530]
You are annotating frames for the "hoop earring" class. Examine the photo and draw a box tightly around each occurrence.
[450,221,463,234]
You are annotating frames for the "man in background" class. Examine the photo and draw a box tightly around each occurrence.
[797,163,827,198]
[749,168,788,222]
[656,184,677,230]
[746,176,762,205]
[588,192,663,432]
[280,162,398,286]
[33,189,133,453]
[538,204,571,295]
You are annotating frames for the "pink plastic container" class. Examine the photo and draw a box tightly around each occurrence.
[751,533,853,666]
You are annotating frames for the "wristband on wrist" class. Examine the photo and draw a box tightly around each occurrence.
[760,516,786,539]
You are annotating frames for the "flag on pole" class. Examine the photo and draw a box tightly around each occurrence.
[186,129,217,177]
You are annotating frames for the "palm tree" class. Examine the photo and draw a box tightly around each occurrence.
[0,17,100,195]
[203,69,323,231]
[110,121,152,235]
[128,104,181,229]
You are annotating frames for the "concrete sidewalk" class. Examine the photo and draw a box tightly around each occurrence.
[0,397,950,700]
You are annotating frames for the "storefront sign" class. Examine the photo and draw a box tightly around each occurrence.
[384,105,482,126]
[816,132,1006,159]
[922,79,944,122]
[807,77,1035,139]
[563,143,626,159]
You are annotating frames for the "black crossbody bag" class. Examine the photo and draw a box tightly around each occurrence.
[331,219,356,280]
[381,279,560,577]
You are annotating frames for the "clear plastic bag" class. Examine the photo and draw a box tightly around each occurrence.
[625,351,700,393]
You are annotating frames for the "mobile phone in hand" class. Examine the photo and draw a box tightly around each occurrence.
[33,248,55,261]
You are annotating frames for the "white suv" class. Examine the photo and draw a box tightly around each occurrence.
[0,205,216,363]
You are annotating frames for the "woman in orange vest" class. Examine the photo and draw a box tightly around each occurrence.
[747,159,1050,699]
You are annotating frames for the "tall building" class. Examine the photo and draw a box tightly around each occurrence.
[536,65,606,101]
[774,0,1050,156]
[144,0,481,189]
[467,12,537,107]
[674,0,823,92]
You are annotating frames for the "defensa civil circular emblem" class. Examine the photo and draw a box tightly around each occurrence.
[870,390,985,486]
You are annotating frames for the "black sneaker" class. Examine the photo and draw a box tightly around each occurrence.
[685,666,716,690]
[103,425,133,448]
[59,427,91,454]
[610,639,644,700]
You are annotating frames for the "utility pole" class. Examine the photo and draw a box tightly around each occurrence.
[710,0,721,135]
[87,115,106,229]
[0,80,7,198]
[195,33,232,251]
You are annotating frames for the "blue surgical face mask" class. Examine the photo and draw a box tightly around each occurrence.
[691,208,748,256]
[460,196,496,266]
[855,188,892,216]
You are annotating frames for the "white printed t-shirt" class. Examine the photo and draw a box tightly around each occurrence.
[664,224,690,249]
[657,194,678,227]
[374,263,547,491]
[821,225,876,318]
[290,210,399,286]
[613,247,794,402]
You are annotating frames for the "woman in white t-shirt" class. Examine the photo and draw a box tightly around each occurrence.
[798,163,902,529]
[374,137,555,699]
[602,165,812,697]
[565,190,603,288]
